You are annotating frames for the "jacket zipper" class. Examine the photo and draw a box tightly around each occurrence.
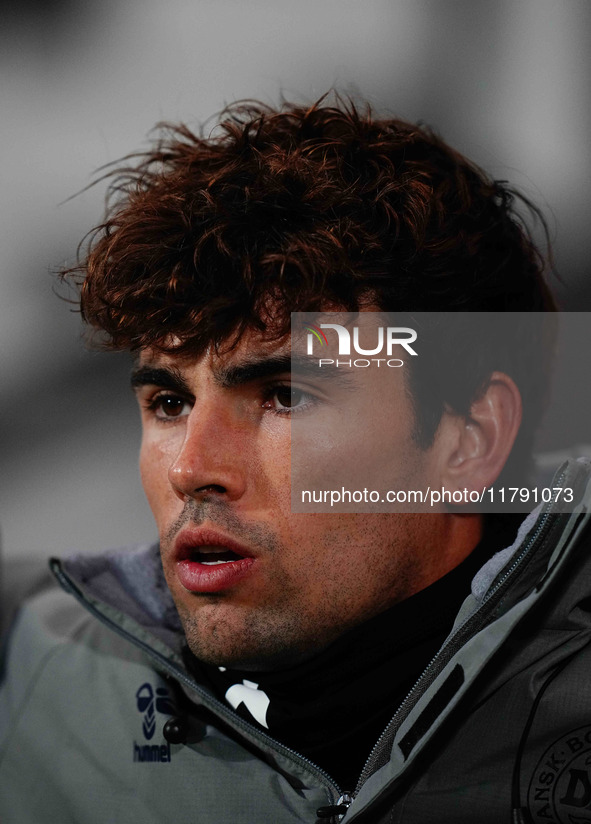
[354,467,572,796]
[316,793,353,821]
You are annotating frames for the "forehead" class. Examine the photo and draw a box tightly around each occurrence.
[137,327,292,371]
[136,306,391,365]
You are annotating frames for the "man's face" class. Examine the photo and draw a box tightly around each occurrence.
[134,327,451,671]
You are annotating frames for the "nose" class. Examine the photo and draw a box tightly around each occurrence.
[168,402,248,503]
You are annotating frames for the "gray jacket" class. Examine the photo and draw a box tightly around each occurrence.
[2,458,591,824]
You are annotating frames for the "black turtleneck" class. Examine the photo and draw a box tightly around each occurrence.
[183,515,520,790]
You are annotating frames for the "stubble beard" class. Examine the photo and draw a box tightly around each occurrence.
[174,593,330,672]
[161,501,424,672]
[160,497,334,671]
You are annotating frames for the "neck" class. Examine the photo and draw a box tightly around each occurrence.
[406,511,483,600]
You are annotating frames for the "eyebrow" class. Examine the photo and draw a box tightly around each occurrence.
[130,366,192,395]
[131,355,353,393]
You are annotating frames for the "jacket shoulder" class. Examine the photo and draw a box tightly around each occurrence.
[0,580,154,749]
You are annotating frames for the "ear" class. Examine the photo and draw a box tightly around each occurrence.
[438,372,523,493]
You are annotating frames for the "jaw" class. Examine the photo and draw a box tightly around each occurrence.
[175,596,319,671]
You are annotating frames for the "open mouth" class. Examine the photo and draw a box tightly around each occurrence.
[190,547,244,566]
[175,532,255,592]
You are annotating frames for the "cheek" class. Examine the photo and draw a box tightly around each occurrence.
[139,433,181,519]
[281,513,418,608]
[250,425,292,504]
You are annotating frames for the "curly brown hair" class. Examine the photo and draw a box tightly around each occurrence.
[64,97,555,356]
[63,98,556,484]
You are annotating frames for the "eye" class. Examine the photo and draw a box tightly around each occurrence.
[262,385,315,415]
[147,393,193,420]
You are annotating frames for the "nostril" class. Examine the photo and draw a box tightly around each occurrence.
[194,484,227,495]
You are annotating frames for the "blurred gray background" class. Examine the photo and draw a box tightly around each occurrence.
[1,0,590,563]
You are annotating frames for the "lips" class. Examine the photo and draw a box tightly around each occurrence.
[173,528,256,593]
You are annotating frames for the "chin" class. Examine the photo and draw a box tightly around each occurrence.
[180,612,324,672]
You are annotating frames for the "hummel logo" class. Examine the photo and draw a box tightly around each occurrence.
[133,682,176,764]
[135,683,175,740]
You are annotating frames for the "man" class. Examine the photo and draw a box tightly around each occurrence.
[1,99,590,824]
